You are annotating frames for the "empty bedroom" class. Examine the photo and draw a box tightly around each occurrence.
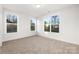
[0,4,79,54]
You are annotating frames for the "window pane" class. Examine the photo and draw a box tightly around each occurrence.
[44,17,50,32]
[44,23,50,32]
[51,15,59,33]
[31,19,36,31]
[51,25,59,32]
[7,15,17,33]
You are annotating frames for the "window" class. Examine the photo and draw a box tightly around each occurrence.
[51,15,59,32]
[6,15,17,33]
[30,19,36,31]
[44,17,50,32]
[44,15,59,33]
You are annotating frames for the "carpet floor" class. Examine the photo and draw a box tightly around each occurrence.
[0,35,79,54]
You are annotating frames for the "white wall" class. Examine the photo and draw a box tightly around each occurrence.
[0,6,2,46]
[1,8,36,42]
[0,5,79,46]
[37,5,79,45]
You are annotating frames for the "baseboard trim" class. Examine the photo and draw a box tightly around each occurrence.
[38,34,79,46]
[2,35,37,43]
[0,42,2,46]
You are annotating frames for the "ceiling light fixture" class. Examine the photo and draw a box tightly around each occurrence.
[36,5,40,8]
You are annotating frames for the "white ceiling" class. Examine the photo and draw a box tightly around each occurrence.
[2,4,73,18]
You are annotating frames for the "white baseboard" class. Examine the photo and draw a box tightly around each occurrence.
[0,42,2,46]
[38,34,79,45]
[2,34,36,42]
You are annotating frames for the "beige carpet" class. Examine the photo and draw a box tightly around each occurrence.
[0,35,79,54]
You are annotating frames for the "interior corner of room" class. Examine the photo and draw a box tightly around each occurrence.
[0,4,79,53]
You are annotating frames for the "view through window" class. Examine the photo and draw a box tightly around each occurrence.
[44,15,59,33]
